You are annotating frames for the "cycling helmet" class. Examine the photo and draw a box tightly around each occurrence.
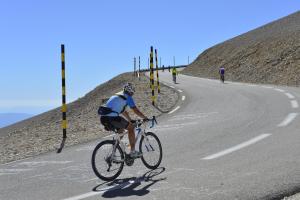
[123,82,135,94]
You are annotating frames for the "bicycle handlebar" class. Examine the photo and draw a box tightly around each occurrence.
[132,116,157,128]
[150,116,157,128]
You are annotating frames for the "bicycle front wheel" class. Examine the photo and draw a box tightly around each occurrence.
[91,140,124,181]
[139,132,162,169]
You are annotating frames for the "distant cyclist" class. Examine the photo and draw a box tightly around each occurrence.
[98,83,149,158]
[172,67,178,83]
[219,66,225,83]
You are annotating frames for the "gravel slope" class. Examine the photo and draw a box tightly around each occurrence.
[0,72,178,164]
[183,11,300,86]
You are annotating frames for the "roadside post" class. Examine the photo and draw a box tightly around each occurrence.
[57,44,67,153]
[150,46,155,106]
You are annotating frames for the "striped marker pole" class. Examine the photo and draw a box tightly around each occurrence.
[150,47,155,106]
[57,44,67,153]
[61,45,67,138]
[155,49,160,93]
[138,56,141,80]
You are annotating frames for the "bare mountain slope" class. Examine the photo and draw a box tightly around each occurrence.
[183,11,300,85]
[0,72,178,164]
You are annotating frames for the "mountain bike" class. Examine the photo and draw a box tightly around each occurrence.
[91,116,163,181]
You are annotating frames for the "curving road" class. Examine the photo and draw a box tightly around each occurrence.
[1,71,300,200]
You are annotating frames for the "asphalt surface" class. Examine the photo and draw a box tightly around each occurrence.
[1,71,300,200]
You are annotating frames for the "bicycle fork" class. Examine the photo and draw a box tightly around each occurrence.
[142,133,155,152]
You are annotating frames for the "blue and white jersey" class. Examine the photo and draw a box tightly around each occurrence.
[104,92,136,117]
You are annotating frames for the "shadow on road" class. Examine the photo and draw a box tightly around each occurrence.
[92,167,166,198]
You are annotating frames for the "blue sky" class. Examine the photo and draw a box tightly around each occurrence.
[0,0,299,114]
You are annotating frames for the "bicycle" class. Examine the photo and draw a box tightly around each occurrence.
[172,74,176,83]
[91,116,163,181]
[220,74,225,83]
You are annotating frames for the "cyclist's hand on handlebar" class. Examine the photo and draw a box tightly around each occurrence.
[143,118,150,122]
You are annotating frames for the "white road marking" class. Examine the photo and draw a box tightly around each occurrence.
[178,89,183,93]
[0,156,31,166]
[202,134,271,160]
[151,122,199,132]
[62,191,100,200]
[182,96,186,101]
[168,106,180,114]
[0,168,32,176]
[15,161,72,167]
[275,88,285,93]
[62,177,145,200]
[169,86,175,89]
[291,100,299,108]
[285,93,295,99]
[168,112,218,121]
[261,86,273,89]
[277,113,298,127]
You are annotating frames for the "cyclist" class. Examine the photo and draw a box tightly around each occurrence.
[172,67,178,83]
[99,83,148,158]
[219,66,225,83]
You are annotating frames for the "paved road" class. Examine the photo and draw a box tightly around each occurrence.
[1,71,300,200]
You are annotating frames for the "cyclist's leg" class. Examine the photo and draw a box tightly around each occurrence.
[109,116,129,132]
[126,123,135,151]
[109,117,141,157]
[109,116,134,150]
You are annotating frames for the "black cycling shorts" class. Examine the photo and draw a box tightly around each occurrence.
[100,116,129,131]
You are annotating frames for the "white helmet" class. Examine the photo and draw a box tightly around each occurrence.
[123,82,135,94]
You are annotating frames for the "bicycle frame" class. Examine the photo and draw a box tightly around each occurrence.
[111,123,148,155]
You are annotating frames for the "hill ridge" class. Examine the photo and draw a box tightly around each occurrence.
[183,11,300,86]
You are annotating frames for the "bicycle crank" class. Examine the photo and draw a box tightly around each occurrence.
[125,154,135,166]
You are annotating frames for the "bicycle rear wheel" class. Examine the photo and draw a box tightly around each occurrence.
[139,132,162,169]
[91,140,124,181]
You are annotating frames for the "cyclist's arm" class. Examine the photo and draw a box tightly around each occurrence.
[122,110,132,122]
[132,107,147,119]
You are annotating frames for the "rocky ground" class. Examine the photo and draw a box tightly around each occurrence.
[0,72,179,164]
[183,11,300,86]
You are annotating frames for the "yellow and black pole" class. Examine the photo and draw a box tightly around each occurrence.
[150,46,155,106]
[155,49,160,93]
[57,44,67,153]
